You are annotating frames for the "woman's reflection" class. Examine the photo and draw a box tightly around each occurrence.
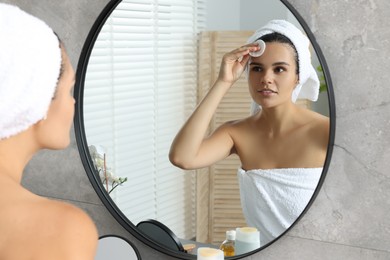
[169,20,329,246]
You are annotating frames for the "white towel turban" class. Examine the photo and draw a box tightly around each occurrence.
[246,20,320,114]
[0,3,62,140]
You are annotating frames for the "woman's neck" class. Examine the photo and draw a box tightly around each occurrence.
[0,131,38,183]
[256,102,301,136]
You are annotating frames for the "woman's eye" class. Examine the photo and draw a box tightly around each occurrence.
[274,67,285,73]
[251,66,262,72]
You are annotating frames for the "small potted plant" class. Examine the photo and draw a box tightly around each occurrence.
[88,145,127,200]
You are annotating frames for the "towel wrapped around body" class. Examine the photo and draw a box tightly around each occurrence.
[237,167,322,245]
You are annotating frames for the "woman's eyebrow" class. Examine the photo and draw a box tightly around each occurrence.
[272,61,290,66]
[249,62,262,66]
[249,61,290,66]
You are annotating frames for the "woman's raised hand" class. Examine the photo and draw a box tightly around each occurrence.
[217,43,260,84]
[169,44,260,170]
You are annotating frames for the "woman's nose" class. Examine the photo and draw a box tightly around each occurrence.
[261,70,273,84]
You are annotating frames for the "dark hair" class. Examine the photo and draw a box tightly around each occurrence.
[258,32,299,75]
[52,31,64,99]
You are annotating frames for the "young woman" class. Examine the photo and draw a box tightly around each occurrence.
[0,3,98,259]
[170,20,329,245]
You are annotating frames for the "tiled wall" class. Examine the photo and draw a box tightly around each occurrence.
[5,0,390,259]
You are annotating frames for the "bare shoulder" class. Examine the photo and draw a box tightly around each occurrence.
[308,110,329,134]
[37,199,99,259]
[216,115,261,141]
[302,109,330,147]
[45,199,98,237]
[220,115,254,130]
[1,195,98,260]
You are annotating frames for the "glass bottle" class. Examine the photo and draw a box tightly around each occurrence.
[219,230,236,256]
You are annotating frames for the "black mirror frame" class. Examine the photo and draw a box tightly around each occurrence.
[74,0,335,259]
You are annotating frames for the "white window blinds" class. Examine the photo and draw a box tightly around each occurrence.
[83,0,205,239]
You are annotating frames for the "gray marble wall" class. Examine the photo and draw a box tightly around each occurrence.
[4,0,390,259]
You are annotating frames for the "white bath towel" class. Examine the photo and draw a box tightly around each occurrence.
[0,3,62,139]
[237,167,322,245]
[246,20,320,114]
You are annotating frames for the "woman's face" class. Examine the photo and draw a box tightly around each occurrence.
[248,42,299,109]
[35,46,76,149]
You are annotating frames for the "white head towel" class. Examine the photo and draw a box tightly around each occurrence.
[246,20,320,114]
[0,3,62,140]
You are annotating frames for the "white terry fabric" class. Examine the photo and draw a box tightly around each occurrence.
[237,167,322,246]
[246,20,320,115]
[0,3,62,139]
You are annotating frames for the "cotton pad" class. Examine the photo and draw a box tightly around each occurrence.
[249,39,266,57]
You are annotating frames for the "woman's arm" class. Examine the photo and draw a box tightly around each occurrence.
[169,44,258,170]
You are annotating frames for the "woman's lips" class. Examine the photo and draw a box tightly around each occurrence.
[257,89,277,96]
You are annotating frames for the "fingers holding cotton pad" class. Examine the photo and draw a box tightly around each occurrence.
[249,40,266,57]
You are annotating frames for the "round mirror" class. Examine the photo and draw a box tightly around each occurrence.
[74,0,335,259]
[96,235,141,260]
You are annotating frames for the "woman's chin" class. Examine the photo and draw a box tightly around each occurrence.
[45,138,71,150]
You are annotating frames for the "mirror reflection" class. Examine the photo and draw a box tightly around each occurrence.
[169,18,329,247]
[82,0,330,257]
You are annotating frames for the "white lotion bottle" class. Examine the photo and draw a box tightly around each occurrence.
[235,227,260,255]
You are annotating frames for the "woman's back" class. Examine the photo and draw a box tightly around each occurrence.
[0,178,97,260]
